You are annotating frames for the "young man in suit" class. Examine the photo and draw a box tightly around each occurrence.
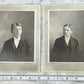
[50,24,79,62]
[1,23,33,61]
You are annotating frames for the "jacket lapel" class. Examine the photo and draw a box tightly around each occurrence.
[62,36,67,48]
[11,38,16,50]
[16,39,24,52]
[63,36,72,51]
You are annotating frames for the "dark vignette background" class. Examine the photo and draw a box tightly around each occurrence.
[0,11,34,59]
[50,11,84,61]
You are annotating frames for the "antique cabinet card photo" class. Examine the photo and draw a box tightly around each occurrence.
[0,5,40,72]
[43,5,84,72]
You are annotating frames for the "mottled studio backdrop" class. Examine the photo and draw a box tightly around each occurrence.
[50,11,84,53]
[0,11,34,53]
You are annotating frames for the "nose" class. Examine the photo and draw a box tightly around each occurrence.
[65,30,67,33]
[17,29,20,32]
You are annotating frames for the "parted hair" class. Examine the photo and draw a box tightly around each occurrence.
[63,24,71,29]
[11,22,22,33]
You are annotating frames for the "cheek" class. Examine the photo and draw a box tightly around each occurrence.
[64,31,68,34]
[69,31,72,34]
[13,30,17,34]
[19,30,22,34]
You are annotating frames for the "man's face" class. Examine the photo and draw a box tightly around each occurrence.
[63,26,72,38]
[12,26,22,38]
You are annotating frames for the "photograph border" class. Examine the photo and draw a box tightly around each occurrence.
[0,5,40,72]
[43,5,84,72]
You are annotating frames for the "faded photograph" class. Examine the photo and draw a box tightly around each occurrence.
[0,11,34,61]
[50,11,84,62]
[0,5,40,72]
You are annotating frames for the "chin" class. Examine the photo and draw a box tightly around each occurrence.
[15,35,20,38]
[17,35,21,37]
[65,35,70,37]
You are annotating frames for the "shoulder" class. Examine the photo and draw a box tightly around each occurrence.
[54,36,64,46]
[20,38,30,47]
[20,38,29,43]
[71,37,78,43]
[4,38,14,44]
[70,37,79,46]
[55,36,64,42]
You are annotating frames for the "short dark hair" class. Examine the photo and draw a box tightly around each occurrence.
[63,24,71,29]
[11,22,22,33]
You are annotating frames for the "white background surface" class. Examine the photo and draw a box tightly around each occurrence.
[0,81,83,84]
[0,81,84,84]
[0,0,84,4]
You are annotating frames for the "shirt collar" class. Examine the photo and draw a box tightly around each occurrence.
[64,36,70,40]
[14,37,21,41]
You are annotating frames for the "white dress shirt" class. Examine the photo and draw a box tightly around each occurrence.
[14,37,20,48]
[65,36,70,46]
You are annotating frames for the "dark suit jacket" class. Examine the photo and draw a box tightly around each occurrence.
[50,36,80,62]
[0,38,33,61]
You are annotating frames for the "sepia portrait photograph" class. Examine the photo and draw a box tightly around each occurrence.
[0,12,34,62]
[50,12,82,62]
[0,5,40,72]
[44,5,84,72]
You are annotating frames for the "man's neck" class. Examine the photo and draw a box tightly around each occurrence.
[65,36,70,39]
[14,36,21,40]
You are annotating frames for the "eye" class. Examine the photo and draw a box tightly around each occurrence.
[66,29,70,32]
